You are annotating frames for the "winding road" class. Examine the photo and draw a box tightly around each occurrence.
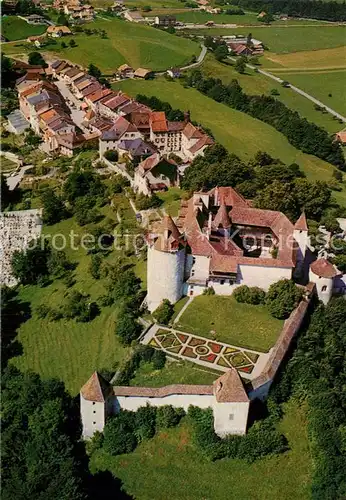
[228,56,346,122]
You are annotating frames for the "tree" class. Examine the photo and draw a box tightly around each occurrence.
[115,311,141,345]
[1,174,10,211]
[332,254,346,273]
[47,249,71,277]
[11,241,50,285]
[57,10,68,25]
[28,51,47,67]
[151,349,166,369]
[104,150,118,162]
[69,39,76,47]
[235,57,246,74]
[25,129,41,146]
[153,299,174,324]
[64,167,105,203]
[266,279,303,319]
[74,196,100,226]
[156,405,184,428]
[214,44,229,62]
[103,412,137,455]
[62,290,98,322]
[259,13,274,24]
[61,41,67,48]
[41,188,67,225]
[89,253,103,279]
[134,404,156,442]
[88,63,102,79]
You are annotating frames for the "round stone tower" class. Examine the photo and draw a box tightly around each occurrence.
[147,215,186,313]
[309,258,338,305]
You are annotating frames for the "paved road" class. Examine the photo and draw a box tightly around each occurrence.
[228,56,346,122]
[54,80,88,130]
[180,44,207,70]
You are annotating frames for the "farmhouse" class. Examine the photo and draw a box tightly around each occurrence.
[133,68,152,79]
[154,15,176,27]
[146,186,310,312]
[134,153,179,195]
[124,10,145,23]
[46,25,72,37]
[80,369,250,439]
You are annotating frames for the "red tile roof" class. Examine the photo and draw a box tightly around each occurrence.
[150,111,168,132]
[183,122,204,140]
[113,384,213,398]
[294,212,308,231]
[214,369,249,403]
[310,258,338,278]
[213,203,231,229]
[152,215,185,252]
[81,372,111,402]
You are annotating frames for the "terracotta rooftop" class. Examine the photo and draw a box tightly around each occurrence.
[112,384,213,398]
[213,369,249,403]
[81,372,111,402]
[150,111,168,132]
[213,202,231,229]
[294,212,308,231]
[183,121,204,140]
[152,215,185,252]
[310,258,338,278]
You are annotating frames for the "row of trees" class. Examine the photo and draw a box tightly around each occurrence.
[184,71,345,170]
[181,146,343,224]
[136,94,185,122]
[271,297,346,499]
[232,0,346,22]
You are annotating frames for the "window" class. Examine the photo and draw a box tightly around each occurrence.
[92,402,96,405]
[93,410,96,414]
[322,285,327,292]
[93,421,96,425]
[229,414,234,421]
[220,280,225,285]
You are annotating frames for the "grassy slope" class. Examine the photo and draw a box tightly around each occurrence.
[115,78,346,205]
[2,18,200,72]
[91,398,312,500]
[10,196,144,395]
[176,10,262,25]
[175,295,283,351]
[2,16,47,41]
[130,358,218,386]
[201,55,342,133]
[188,25,346,53]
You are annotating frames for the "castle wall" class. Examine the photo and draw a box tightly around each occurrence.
[238,264,292,291]
[213,401,249,436]
[309,272,333,305]
[147,245,185,312]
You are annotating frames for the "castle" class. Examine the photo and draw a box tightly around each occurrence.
[146,186,341,311]
[80,369,250,439]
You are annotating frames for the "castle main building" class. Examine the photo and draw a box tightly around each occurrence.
[147,186,310,312]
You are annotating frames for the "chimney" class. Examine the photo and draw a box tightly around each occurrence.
[207,211,212,240]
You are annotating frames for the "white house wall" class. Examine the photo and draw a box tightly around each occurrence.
[238,264,292,291]
[80,395,106,439]
[213,401,249,436]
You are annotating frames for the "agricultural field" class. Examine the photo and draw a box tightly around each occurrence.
[200,55,342,133]
[175,295,283,351]
[271,69,346,118]
[188,25,346,54]
[115,78,346,206]
[263,46,346,70]
[10,195,145,395]
[2,15,47,41]
[91,398,312,500]
[175,9,262,25]
[2,18,200,73]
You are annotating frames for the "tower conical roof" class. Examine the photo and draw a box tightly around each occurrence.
[80,372,111,402]
[294,212,308,231]
[213,369,249,403]
[310,258,338,279]
[153,215,184,252]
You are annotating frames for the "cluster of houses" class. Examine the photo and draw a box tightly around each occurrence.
[226,36,264,57]
[53,0,95,21]
[9,59,213,195]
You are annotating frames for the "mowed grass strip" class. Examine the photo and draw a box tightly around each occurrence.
[263,46,346,69]
[175,295,284,351]
[2,16,47,41]
[130,359,218,387]
[90,398,312,500]
[115,78,346,206]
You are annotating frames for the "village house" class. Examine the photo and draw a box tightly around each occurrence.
[167,67,181,79]
[124,10,145,23]
[117,138,156,162]
[99,116,142,155]
[146,187,310,312]
[335,130,346,145]
[46,25,72,37]
[25,13,47,24]
[134,153,179,195]
[133,68,152,79]
[154,15,176,27]
[117,63,134,78]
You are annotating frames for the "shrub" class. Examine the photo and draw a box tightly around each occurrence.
[36,303,51,318]
[203,287,215,295]
[115,310,141,345]
[234,285,265,305]
[153,299,174,325]
[103,411,137,455]
[156,405,185,428]
[151,349,166,370]
[266,279,303,319]
[134,404,157,442]
[104,150,118,162]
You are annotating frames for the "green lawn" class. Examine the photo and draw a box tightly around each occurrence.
[1,157,18,173]
[201,55,342,133]
[175,295,283,351]
[1,18,200,73]
[130,358,218,386]
[157,186,186,216]
[10,195,147,395]
[90,398,312,500]
[175,10,262,25]
[2,15,47,41]
[188,25,346,53]
[115,78,346,206]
